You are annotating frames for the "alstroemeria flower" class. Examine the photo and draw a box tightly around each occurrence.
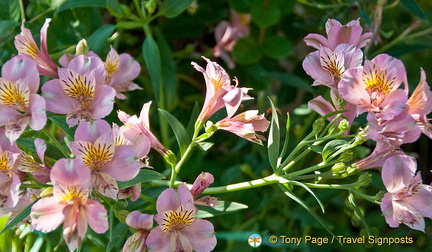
[191,57,252,122]
[304,18,373,50]
[303,43,363,89]
[42,54,116,127]
[190,172,219,207]
[407,69,432,138]
[0,129,22,208]
[0,56,46,142]
[122,211,153,252]
[380,155,432,231]
[31,158,108,251]
[215,110,269,145]
[308,95,357,128]
[339,54,408,120]
[354,142,403,170]
[213,10,251,69]
[18,138,51,183]
[105,47,142,99]
[14,18,58,78]
[146,183,217,252]
[118,101,169,157]
[69,120,142,199]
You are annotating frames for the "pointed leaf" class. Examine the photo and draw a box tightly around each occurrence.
[195,201,248,218]
[55,0,106,14]
[48,115,76,139]
[291,181,325,213]
[267,98,280,171]
[322,139,349,162]
[348,192,371,236]
[88,25,116,54]
[159,0,194,18]
[186,102,200,138]
[117,169,165,189]
[279,113,290,158]
[107,0,124,17]
[143,36,162,105]
[0,199,39,235]
[401,0,425,20]
[158,109,189,155]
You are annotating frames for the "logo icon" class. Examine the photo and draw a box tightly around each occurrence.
[248,233,262,247]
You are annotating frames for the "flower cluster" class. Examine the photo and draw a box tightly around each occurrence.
[303,18,432,231]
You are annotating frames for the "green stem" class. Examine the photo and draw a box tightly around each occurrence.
[351,190,380,205]
[203,174,280,194]
[41,128,70,158]
[285,160,339,178]
[19,0,26,21]
[302,182,358,190]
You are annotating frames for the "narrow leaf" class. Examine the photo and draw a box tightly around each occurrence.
[322,139,349,162]
[291,181,325,213]
[106,0,124,17]
[117,169,165,189]
[267,98,280,171]
[186,102,200,138]
[279,113,290,158]
[55,0,106,14]
[48,115,76,139]
[195,201,248,218]
[401,0,426,20]
[16,138,65,160]
[0,199,39,235]
[142,36,162,105]
[87,25,116,54]
[158,109,189,155]
[159,0,194,18]
[348,192,371,236]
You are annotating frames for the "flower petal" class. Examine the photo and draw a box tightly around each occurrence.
[181,219,217,252]
[30,197,65,232]
[84,199,108,234]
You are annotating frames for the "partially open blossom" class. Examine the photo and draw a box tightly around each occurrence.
[303,43,363,89]
[146,183,216,252]
[213,10,251,69]
[215,110,269,145]
[14,18,58,78]
[192,57,252,122]
[354,142,403,170]
[69,120,142,199]
[122,211,153,252]
[18,138,51,183]
[339,54,408,120]
[31,158,108,251]
[118,101,171,157]
[105,47,142,99]
[118,184,141,202]
[380,155,432,231]
[304,18,373,50]
[42,54,116,127]
[308,95,357,128]
[191,172,219,207]
[0,56,46,142]
[0,129,22,208]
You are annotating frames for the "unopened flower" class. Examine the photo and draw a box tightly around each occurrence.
[42,54,116,127]
[31,158,108,251]
[191,57,252,122]
[339,54,408,120]
[69,120,142,199]
[0,56,46,142]
[14,18,58,78]
[380,155,432,231]
[304,18,373,50]
[215,110,269,145]
[122,211,153,252]
[191,172,219,207]
[213,10,251,69]
[105,47,142,99]
[146,183,217,252]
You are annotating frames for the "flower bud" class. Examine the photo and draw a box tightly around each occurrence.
[356,173,372,187]
[338,119,349,132]
[313,118,325,135]
[331,162,347,175]
[339,150,353,162]
[39,186,53,198]
[145,0,157,15]
[115,210,129,223]
[75,39,89,55]
[163,150,177,166]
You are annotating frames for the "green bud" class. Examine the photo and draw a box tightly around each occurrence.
[205,121,218,134]
[339,150,353,162]
[338,119,349,132]
[164,150,177,166]
[145,0,157,15]
[327,124,339,136]
[331,162,347,175]
[40,186,53,198]
[354,129,368,145]
[115,210,129,223]
[75,39,89,55]
[312,118,325,135]
[356,173,372,187]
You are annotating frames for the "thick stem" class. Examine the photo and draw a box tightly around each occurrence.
[203,174,280,194]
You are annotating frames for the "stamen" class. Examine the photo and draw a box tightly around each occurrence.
[160,206,195,232]
[61,186,87,203]
[0,80,29,112]
[61,70,95,102]
[78,142,114,170]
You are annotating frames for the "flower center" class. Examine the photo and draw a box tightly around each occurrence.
[0,154,11,172]
[320,54,343,78]
[0,80,29,112]
[61,186,87,204]
[79,142,114,170]
[105,56,120,83]
[160,206,195,232]
[61,70,95,103]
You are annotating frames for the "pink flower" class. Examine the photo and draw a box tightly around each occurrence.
[303,43,363,90]
[191,57,252,122]
[122,211,153,252]
[118,184,141,201]
[213,10,251,69]
[105,47,142,99]
[308,95,357,128]
[0,56,46,142]
[14,18,58,78]
[146,183,217,252]
[42,54,116,127]
[118,101,169,157]
[215,110,269,145]
[380,155,432,231]
[190,172,219,207]
[339,54,408,120]
[304,18,373,50]
[18,138,51,183]
[69,120,142,199]
[354,142,402,170]
[31,158,108,251]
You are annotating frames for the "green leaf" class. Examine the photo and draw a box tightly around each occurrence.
[106,0,124,18]
[0,1,9,20]
[250,0,281,27]
[401,0,425,20]
[291,181,325,213]
[48,115,76,139]
[267,98,280,171]
[197,142,214,151]
[116,21,142,30]
[158,109,189,155]
[155,28,178,111]
[55,0,106,14]
[87,25,116,54]
[322,139,349,162]
[143,36,162,105]
[159,0,194,18]
[9,0,20,21]
[267,72,314,93]
[117,169,166,189]
[0,199,39,235]
[261,36,292,59]
[16,138,66,160]
[278,184,335,237]
[348,192,371,236]
[232,37,261,65]
[195,201,248,218]
[279,113,290,158]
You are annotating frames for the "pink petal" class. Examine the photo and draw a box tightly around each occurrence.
[382,155,416,193]
[146,227,172,252]
[29,94,46,130]
[103,145,141,181]
[63,204,88,251]
[67,55,106,86]
[91,85,116,119]
[84,199,108,233]
[380,193,399,228]
[2,56,39,92]
[304,34,329,50]
[302,51,333,87]
[190,172,214,199]
[308,96,335,119]
[181,219,216,252]
[31,197,66,232]
[74,119,111,143]
[403,182,432,219]
[126,211,153,230]
[51,158,91,189]
[41,79,76,114]
[93,172,119,199]
[378,89,408,120]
